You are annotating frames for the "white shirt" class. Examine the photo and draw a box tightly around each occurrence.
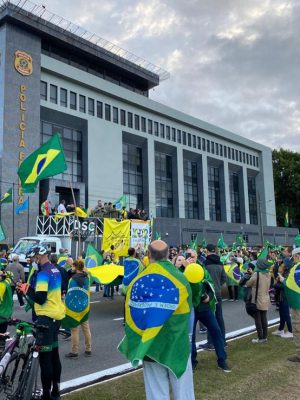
[58,203,67,213]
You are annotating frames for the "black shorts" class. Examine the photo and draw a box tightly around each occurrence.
[35,316,61,352]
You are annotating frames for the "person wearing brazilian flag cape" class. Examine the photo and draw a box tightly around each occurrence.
[278,247,300,362]
[118,240,195,400]
[63,259,92,359]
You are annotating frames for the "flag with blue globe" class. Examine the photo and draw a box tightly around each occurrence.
[118,260,192,378]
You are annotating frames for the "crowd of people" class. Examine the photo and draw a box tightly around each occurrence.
[0,239,300,400]
[41,198,149,221]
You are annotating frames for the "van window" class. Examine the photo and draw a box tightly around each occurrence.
[44,242,57,253]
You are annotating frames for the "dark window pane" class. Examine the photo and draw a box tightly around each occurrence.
[166,126,170,140]
[148,119,153,134]
[141,117,146,132]
[50,84,57,104]
[134,114,140,130]
[113,107,119,123]
[60,88,67,107]
[40,81,47,101]
[97,101,103,118]
[70,92,77,110]
[105,104,111,121]
[154,121,159,136]
[88,98,95,116]
[79,95,86,113]
[160,124,165,138]
[121,109,126,125]
[128,112,133,128]
[177,130,181,143]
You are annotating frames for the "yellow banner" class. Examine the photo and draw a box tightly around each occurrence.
[102,218,130,256]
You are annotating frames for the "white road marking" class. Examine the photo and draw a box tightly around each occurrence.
[113,317,124,321]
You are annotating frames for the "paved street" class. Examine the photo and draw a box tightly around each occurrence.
[11,289,279,384]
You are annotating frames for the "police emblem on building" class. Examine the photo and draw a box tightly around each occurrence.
[14,50,33,76]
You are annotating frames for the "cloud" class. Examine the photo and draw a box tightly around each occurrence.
[41,0,300,151]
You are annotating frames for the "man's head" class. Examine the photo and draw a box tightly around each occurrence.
[60,199,65,205]
[98,200,102,205]
[59,248,64,255]
[292,248,300,263]
[128,247,136,257]
[206,244,216,255]
[49,253,58,265]
[282,246,292,258]
[12,255,19,262]
[185,249,197,265]
[73,259,85,273]
[148,240,169,262]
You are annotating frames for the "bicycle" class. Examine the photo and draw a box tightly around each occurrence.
[0,318,46,400]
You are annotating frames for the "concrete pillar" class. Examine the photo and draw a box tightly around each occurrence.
[177,148,185,218]
[147,138,156,217]
[243,166,250,224]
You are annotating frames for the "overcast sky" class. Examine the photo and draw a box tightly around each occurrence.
[40,0,300,151]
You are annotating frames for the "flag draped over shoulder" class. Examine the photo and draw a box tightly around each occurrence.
[283,262,300,309]
[84,243,124,285]
[123,257,144,293]
[63,274,91,329]
[224,263,242,284]
[0,188,12,204]
[57,255,68,267]
[118,260,192,379]
[18,134,67,193]
[102,219,130,256]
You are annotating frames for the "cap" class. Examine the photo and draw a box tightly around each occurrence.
[206,244,216,253]
[292,247,300,257]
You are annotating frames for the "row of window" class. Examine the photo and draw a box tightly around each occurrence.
[40,81,260,168]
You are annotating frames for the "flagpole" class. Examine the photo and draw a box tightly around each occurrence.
[27,196,30,236]
[68,173,81,257]
[12,182,15,246]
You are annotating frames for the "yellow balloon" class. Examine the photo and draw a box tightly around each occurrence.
[184,263,205,283]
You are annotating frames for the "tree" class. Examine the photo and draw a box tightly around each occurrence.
[272,149,300,228]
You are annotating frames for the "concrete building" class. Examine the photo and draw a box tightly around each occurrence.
[0,1,296,246]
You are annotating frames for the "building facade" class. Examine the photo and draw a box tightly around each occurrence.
[0,1,296,246]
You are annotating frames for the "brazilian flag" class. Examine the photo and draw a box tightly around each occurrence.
[0,188,12,203]
[118,260,192,378]
[283,262,300,309]
[224,263,242,284]
[18,134,67,193]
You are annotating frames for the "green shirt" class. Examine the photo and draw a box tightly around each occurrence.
[0,279,13,320]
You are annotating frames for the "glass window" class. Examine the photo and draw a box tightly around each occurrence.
[188,133,191,146]
[197,137,201,150]
[154,121,159,136]
[141,117,146,132]
[230,171,241,223]
[172,128,176,142]
[206,140,210,152]
[232,148,235,160]
[235,149,239,161]
[96,101,103,118]
[249,155,253,165]
[193,135,196,148]
[105,104,111,121]
[202,138,206,151]
[208,166,221,221]
[160,124,165,138]
[41,121,82,182]
[220,144,223,156]
[216,143,219,155]
[243,152,246,163]
[155,152,173,217]
[128,112,133,128]
[60,88,67,107]
[40,81,47,101]
[183,131,186,145]
[184,159,199,219]
[177,130,181,143]
[211,141,215,154]
[79,95,86,113]
[50,84,57,104]
[224,146,227,158]
[246,154,249,164]
[148,119,153,134]
[88,98,95,116]
[123,143,144,209]
[120,109,126,126]
[113,107,119,123]
[239,151,242,162]
[166,126,170,140]
[134,115,140,130]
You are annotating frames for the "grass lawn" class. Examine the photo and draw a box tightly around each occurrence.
[65,329,300,400]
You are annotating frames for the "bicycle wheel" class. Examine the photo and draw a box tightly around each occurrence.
[0,352,27,398]
[19,352,39,400]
